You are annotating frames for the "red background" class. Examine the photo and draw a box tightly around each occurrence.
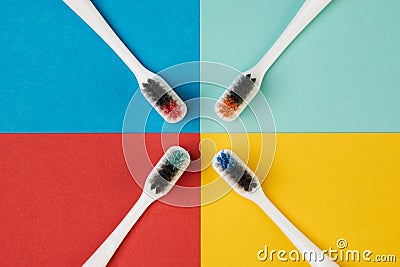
[0,134,200,266]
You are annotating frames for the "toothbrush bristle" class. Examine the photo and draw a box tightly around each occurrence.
[215,150,258,192]
[150,149,190,194]
[142,79,182,120]
[218,74,256,118]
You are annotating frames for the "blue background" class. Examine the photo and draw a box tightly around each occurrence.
[2,0,400,133]
[0,0,200,133]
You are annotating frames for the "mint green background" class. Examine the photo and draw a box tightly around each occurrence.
[200,0,400,132]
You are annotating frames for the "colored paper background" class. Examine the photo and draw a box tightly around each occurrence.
[200,0,400,133]
[0,0,199,133]
[0,134,200,266]
[1,0,400,266]
[200,133,400,266]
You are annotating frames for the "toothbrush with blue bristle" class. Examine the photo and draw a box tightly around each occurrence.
[212,149,339,267]
[215,0,333,121]
[83,146,190,267]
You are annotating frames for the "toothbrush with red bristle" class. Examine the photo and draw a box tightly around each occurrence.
[63,0,186,123]
[215,0,333,121]
[83,146,190,267]
[212,149,339,267]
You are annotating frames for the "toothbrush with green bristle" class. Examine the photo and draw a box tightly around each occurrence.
[83,146,190,267]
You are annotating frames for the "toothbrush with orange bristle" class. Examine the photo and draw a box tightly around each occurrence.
[215,0,333,121]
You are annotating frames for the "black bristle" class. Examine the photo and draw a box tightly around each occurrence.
[227,91,244,105]
[142,78,173,107]
[150,161,179,194]
[142,79,165,101]
[157,163,179,182]
[227,164,257,192]
[227,74,256,105]
[216,151,258,192]
[238,171,258,192]
[150,173,170,194]
[156,93,174,109]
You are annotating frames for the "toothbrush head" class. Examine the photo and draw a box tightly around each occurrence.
[215,73,257,121]
[212,149,259,193]
[141,78,187,123]
[146,146,190,197]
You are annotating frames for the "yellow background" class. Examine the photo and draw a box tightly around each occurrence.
[201,133,400,266]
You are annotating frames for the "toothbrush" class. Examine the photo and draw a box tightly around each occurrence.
[215,0,333,121]
[63,0,187,123]
[212,149,339,267]
[83,146,190,267]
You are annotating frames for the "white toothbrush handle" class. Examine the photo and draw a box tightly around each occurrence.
[83,193,154,267]
[63,0,149,79]
[256,0,333,76]
[252,191,339,267]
